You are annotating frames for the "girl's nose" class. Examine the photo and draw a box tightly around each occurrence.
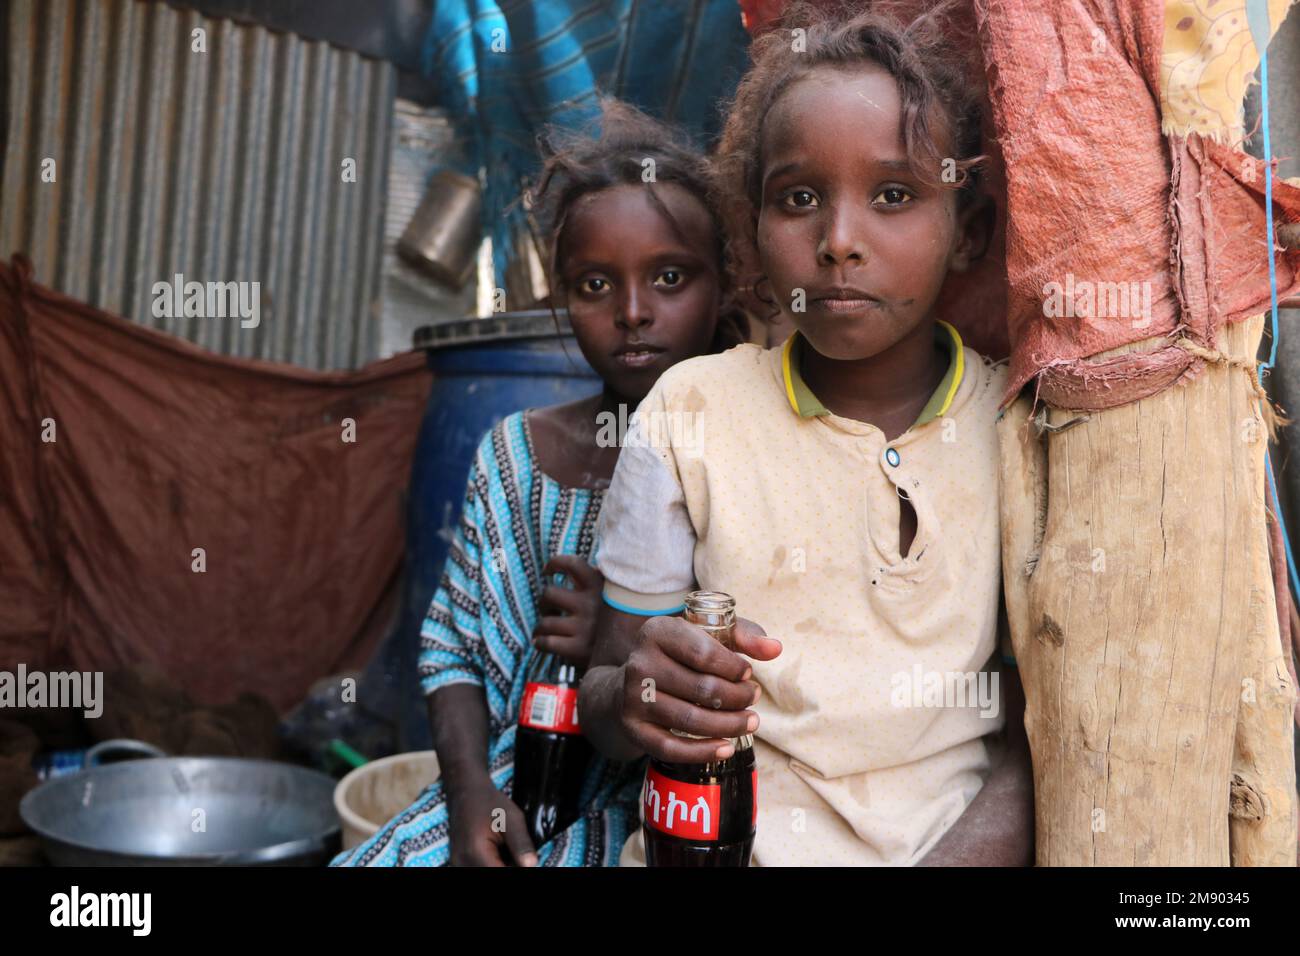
[616,287,653,328]
[816,205,868,267]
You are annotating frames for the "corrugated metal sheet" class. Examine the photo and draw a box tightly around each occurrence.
[1,0,396,369]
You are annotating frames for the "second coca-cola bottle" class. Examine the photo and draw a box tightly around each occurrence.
[643,591,757,867]
[512,653,593,847]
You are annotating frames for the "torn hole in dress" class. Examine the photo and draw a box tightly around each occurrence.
[898,486,919,560]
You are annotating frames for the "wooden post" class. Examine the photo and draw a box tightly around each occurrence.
[999,314,1298,865]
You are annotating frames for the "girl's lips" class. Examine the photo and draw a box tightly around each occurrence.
[817,297,880,314]
[614,348,665,368]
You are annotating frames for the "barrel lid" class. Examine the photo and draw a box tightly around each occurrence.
[413,311,575,350]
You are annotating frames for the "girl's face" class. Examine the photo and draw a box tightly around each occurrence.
[756,64,979,361]
[558,183,722,402]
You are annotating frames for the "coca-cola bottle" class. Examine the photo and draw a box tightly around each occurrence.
[643,591,757,867]
[512,653,593,848]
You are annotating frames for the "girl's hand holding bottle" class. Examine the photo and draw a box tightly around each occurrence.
[532,554,605,665]
[619,614,781,764]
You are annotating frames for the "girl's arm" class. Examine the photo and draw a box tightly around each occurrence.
[581,601,774,764]
[429,684,537,867]
[579,604,650,762]
[417,427,536,865]
[580,377,776,764]
[427,684,491,788]
[915,665,1034,866]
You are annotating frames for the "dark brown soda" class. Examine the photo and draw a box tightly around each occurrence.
[513,724,593,847]
[643,744,756,867]
[642,590,756,867]
[513,648,590,849]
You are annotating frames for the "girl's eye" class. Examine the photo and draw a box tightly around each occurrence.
[872,187,914,206]
[653,270,683,288]
[578,277,610,295]
[783,189,819,208]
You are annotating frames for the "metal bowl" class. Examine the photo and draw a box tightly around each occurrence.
[21,751,340,866]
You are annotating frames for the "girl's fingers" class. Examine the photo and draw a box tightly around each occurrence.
[531,633,590,661]
[632,650,759,712]
[539,584,587,615]
[628,688,757,741]
[645,616,752,682]
[732,617,783,661]
[542,554,603,591]
[501,805,538,867]
[533,615,578,638]
[627,718,738,764]
[467,835,507,867]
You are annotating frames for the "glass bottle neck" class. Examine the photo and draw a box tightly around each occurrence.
[530,653,581,684]
[554,661,580,684]
[669,730,754,751]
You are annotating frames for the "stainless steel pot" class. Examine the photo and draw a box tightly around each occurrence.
[20,740,340,866]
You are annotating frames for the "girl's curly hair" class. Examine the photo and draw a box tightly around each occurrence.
[714,0,988,320]
[529,99,748,351]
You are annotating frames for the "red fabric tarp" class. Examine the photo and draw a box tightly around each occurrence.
[973,0,1300,410]
[0,258,431,712]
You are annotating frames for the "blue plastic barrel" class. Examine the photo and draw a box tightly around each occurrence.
[364,312,600,752]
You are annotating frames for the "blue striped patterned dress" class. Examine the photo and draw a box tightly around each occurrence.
[331,410,643,866]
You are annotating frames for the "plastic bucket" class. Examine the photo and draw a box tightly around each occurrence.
[333,751,442,850]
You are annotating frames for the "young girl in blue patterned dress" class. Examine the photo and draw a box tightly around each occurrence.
[332,101,747,866]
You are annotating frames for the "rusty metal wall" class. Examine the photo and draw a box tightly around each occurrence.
[1,0,396,369]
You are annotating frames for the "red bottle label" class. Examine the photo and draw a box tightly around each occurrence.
[518,682,581,734]
[643,766,722,842]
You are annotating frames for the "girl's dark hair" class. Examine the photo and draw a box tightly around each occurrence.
[715,0,988,318]
[529,99,748,351]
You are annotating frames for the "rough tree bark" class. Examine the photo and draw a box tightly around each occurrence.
[999,314,1297,866]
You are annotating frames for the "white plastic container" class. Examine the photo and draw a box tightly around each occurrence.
[333,751,441,850]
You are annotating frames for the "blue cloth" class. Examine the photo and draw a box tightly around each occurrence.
[422,0,751,282]
[332,411,642,866]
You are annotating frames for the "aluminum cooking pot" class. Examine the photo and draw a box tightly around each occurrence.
[20,740,340,866]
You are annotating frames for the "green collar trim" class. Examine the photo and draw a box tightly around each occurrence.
[780,320,964,428]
